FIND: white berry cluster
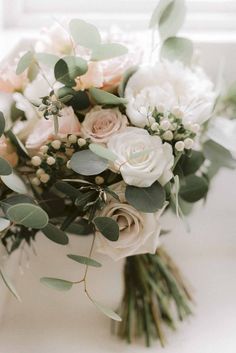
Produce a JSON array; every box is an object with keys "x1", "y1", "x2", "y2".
[
  {"x1": 31, "y1": 135, "x2": 87, "y2": 186},
  {"x1": 145, "y1": 105, "x2": 200, "y2": 152}
]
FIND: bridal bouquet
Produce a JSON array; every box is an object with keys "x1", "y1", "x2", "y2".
[{"x1": 0, "y1": 0, "x2": 235, "y2": 347}]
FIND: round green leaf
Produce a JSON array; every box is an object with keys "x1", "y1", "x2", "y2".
[
  {"x1": 149, "y1": 0, "x2": 173, "y2": 28},
  {"x1": 69, "y1": 19, "x2": 101, "y2": 49},
  {"x1": 16, "y1": 51, "x2": 34, "y2": 75},
  {"x1": 6, "y1": 203, "x2": 49, "y2": 229},
  {"x1": 161, "y1": 37, "x2": 193, "y2": 65},
  {"x1": 5, "y1": 129, "x2": 29, "y2": 157},
  {"x1": 94, "y1": 217, "x2": 119, "y2": 241},
  {"x1": 180, "y1": 151, "x2": 205, "y2": 176},
  {"x1": 118, "y1": 66, "x2": 138, "y2": 97},
  {"x1": 89, "y1": 88, "x2": 127, "y2": 106},
  {"x1": 1, "y1": 172, "x2": 28, "y2": 194},
  {"x1": 0, "y1": 194, "x2": 34, "y2": 214},
  {"x1": 91, "y1": 43, "x2": 128, "y2": 61},
  {"x1": 0, "y1": 111, "x2": 5, "y2": 137},
  {"x1": 40, "y1": 277, "x2": 73, "y2": 291},
  {"x1": 66, "y1": 219, "x2": 93, "y2": 236},
  {"x1": 89, "y1": 143, "x2": 117, "y2": 162},
  {"x1": 0, "y1": 157, "x2": 12, "y2": 176},
  {"x1": 159, "y1": 0, "x2": 186, "y2": 40},
  {"x1": 70, "y1": 150, "x2": 108, "y2": 176},
  {"x1": 54, "y1": 56, "x2": 88, "y2": 86},
  {"x1": 179, "y1": 175, "x2": 209, "y2": 203},
  {"x1": 67, "y1": 254, "x2": 101, "y2": 267},
  {"x1": 203, "y1": 140, "x2": 236, "y2": 169},
  {"x1": 35, "y1": 53, "x2": 60, "y2": 67},
  {"x1": 42, "y1": 223, "x2": 69, "y2": 245},
  {"x1": 92, "y1": 300, "x2": 122, "y2": 322},
  {"x1": 125, "y1": 181, "x2": 166, "y2": 213}
]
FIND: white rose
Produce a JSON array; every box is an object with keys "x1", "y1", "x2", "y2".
[
  {"x1": 95, "y1": 200, "x2": 165, "y2": 261},
  {"x1": 81, "y1": 106, "x2": 128, "y2": 143},
  {"x1": 107, "y1": 127, "x2": 174, "y2": 187},
  {"x1": 125, "y1": 61, "x2": 215, "y2": 128}
]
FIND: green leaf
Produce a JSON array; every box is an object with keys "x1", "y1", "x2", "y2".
[
  {"x1": 66, "y1": 219, "x2": 94, "y2": 236},
  {"x1": 118, "y1": 66, "x2": 138, "y2": 97},
  {"x1": 16, "y1": 51, "x2": 34, "y2": 75},
  {"x1": 0, "y1": 194, "x2": 34, "y2": 214},
  {"x1": 160, "y1": 37, "x2": 193, "y2": 65},
  {"x1": 54, "y1": 181, "x2": 81, "y2": 200},
  {"x1": 35, "y1": 53, "x2": 60, "y2": 67},
  {"x1": 179, "y1": 175, "x2": 209, "y2": 203},
  {"x1": 91, "y1": 43, "x2": 128, "y2": 61},
  {"x1": 180, "y1": 151, "x2": 205, "y2": 176},
  {"x1": 5, "y1": 129, "x2": 29, "y2": 157},
  {"x1": 40, "y1": 277, "x2": 73, "y2": 291},
  {"x1": 69, "y1": 19, "x2": 101, "y2": 50},
  {"x1": 6, "y1": 203, "x2": 49, "y2": 229},
  {"x1": 67, "y1": 254, "x2": 101, "y2": 267},
  {"x1": 125, "y1": 181, "x2": 166, "y2": 213},
  {"x1": 94, "y1": 217, "x2": 119, "y2": 241},
  {"x1": 0, "y1": 157, "x2": 12, "y2": 176},
  {"x1": 42, "y1": 223, "x2": 69, "y2": 245},
  {"x1": 70, "y1": 149, "x2": 108, "y2": 176},
  {"x1": 0, "y1": 218, "x2": 10, "y2": 232},
  {"x1": 92, "y1": 300, "x2": 122, "y2": 322},
  {"x1": 89, "y1": 143, "x2": 117, "y2": 162},
  {"x1": 89, "y1": 88, "x2": 127, "y2": 106},
  {"x1": 0, "y1": 268, "x2": 21, "y2": 301},
  {"x1": 54, "y1": 56, "x2": 88, "y2": 86},
  {"x1": 1, "y1": 172, "x2": 28, "y2": 194},
  {"x1": 149, "y1": 0, "x2": 186, "y2": 40},
  {"x1": 203, "y1": 140, "x2": 236, "y2": 169},
  {"x1": 0, "y1": 111, "x2": 5, "y2": 137}
]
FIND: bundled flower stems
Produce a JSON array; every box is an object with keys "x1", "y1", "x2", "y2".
[{"x1": 0, "y1": 0, "x2": 235, "y2": 347}]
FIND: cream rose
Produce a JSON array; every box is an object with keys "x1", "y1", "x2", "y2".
[
  {"x1": 26, "y1": 106, "x2": 81, "y2": 152},
  {"x1": 74, "y1": 62, "x2": 103, "y2": 91},
  {"x1": 0, "y1": 136, "x2": 18, "y2": 167},
  {"x1": 107, "y1": 127, "x2": 174, "y2": 187},
  {"x1": 125, "y1": 61, "x2": 215, "y2": 128},
  {"x1": 0, "y1": 65, "x2": 28, "y2": 94},
  {"x1": 81, "y1": 107, "x2": 128, "y2": 143},
  {"x1": 95, "y1": 199, "x2": 165, "y2": 261}
]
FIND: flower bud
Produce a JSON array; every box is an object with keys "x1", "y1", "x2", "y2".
[
  {"x1": 31, "y1": 156, "x2": 41, "y2": 167},
  {"x1": 175, "y1": 141, "x2": 185, "y2": 152}
]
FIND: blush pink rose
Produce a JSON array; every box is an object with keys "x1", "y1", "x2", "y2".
[
  {"x1": 81, "y1": 106, "x2": 128, "y2": 143},
  {"x1": 0, "y1": 65, "x2": 28, "y2": 93},
  {"x1": 74, "y1": 62, "x2": 104, "y2": 91},
  {"x1": 26, "y1": 106, "x2": 81, "y2": 152},
  {"x1": 0, "y1": 136, "x2": 18, "y2": 167}
]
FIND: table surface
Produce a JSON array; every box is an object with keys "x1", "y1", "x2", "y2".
[{"x1": 0, "y1": 31, "x2": 236, "y2": 353}]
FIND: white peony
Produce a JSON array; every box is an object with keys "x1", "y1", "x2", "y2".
[
  {"x1": 125, "y1": 60, "x2": 216, "y2": 128},
  {"x1": 95, "y1": 187, "x2": 166, "y2": 260},
  {"x1": 107, "y1": 127, "x2": 174, "y2": 187}
]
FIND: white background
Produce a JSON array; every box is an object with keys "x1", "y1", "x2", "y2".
[{"x1": 0, "y1": 1, "x2": 236, "y2": 352}]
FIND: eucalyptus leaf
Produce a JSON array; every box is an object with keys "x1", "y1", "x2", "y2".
[
  {"x1": 70, "y1": 150, "x2": 108, "y2": 176},
  {"x1": 40, "y1": 277, "x2": 73, "y2": 291},
  {"x1": 5, "y1": 129, "x2": 29, "y2": 157},
  {"x1": 0, "y1": 194, "x2": 34, "y2": 214},
  {"x1": 16, "y1": 51, "x2": 34, "y2": 75},
  {"x1": 89, "y1": 88, "x2": 127, "y2": 106},
  {"x1": 35, "y1": 53, "x2": 60, "y2": 67},
  {"x1": 180, "y1": 151, "x2": 205, "y2": 176},
  {"x1": 161, "y1": 37, "x2": 193, "y2": 65},
  {"x1": 67, "y1": 254, "x2": 101, "y2": 267},
  {"x1": 6, "y1": 203, "x2": 49, "y2": 229},
  {"x1": 91, "y1": 43, "x2": 128, "y2": 61},
  {"x1": 125, "y1": 181, "x2": 166, "y2": 213},
  {"x1": 0, "y1": 218, "x2": 10, "y2": 232},
  {"x1": 92, "y1": 300, "x2": 122, "y2": 321},
  {"x1": 0, "y1": 268, "x2": 21, "y2": 301},
  {"x1": 118, "y1": 66, "x2": 138, "y2": 97},
  {"x1": 0, "y1": 111, "x2": 5, "y2": 136},
  {"x1": 69, "y1": 19, "x2": 101, "y2": 49},
  {"x1": 203, "y1": 140, "x2": 236, "y2": 169},
  {"x1": 66, "y1": 219, "x2": 93, "y2": 236},
  {"x1": 0, "y1": 157, "x2": 12, "y2": 176},
  {"x1": 42, "y1": 223, "x2": 69, "y2": 245},
  {"x1": 89, "y1": 143, "x2": 117, "y2": 162},
  {"x1": 94, "y1": 217, "x2": 119, "y2": 241},
  {"x1": 179, "y1": 175, "x2": 209, "y2": 203},
  {"x1": 54, "y1": 181, "x2": 81, "y2": 200},
  {"x1": 54, "y1": 56, "x2": 88, "y2": 86},
  {"x1": 1, "y1": 172, "x2": 28, "y2": 194},
  {"x1": 159, "y1": 0, "x2": 186, "y2": 40},
  {"x1": 149, "y1": 0, "x2": 173, "y2": 28}
]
